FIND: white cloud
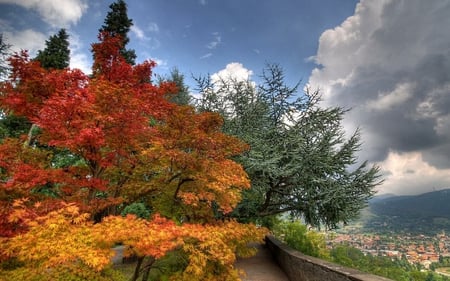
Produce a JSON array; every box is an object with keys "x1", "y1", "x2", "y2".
[
  {"x1": 151, "y1": 57, "x2": 167, "y2": 68},
  {"x1": 200, "y1": 53, "x2": 212, "y2": 59},
  {"x1": 147, "y1": 22, "x2": 159, "y2": 33},
  {"x1": 366, "y1": 82, "x2": 415, "y2": 112},
  {"x1": 309, "y1": 0, "x2": 388, "y2": 106},
  {"x1": 68, "y1": 32, "x2": 91, "y2": 74},
  {"x1": 140, "y1": 51, "x2": 167, "y2": 69},
  {"x1": 131, "y1": 25, "x2": 145, "y2": 40},
  {"x1": 70, "y1": 52, "x2": 90, "y2": 74},
  {"x1": 207, "y1": 63, "x2": 256, "y2": 116},
  {"x1": 211, "y1": 62, "x2": 253, "y2": 84},
  {"x1": 4, "y1": 29, "x2": 46, "y2": 56},
  {"x1": 131, "y1": 24, "x2": 160, "y2": 49},
  {"x1": 377, "y1": 151, "x2": 450, "y2": 195},
  {"x1": 206, "y1": 32, "x2": 221, "y2": 49},
  {"x1": 0, "y1": 0, "x2": 88, "y2": 27}
]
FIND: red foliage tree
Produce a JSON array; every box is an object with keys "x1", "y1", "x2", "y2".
[{"x1": 0, "y1": 32, "x2": 266, "y2": 281}]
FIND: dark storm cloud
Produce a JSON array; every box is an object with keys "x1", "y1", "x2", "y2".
[{"x1": 308, "y1": 0, "x2": 450, "y2": 194}]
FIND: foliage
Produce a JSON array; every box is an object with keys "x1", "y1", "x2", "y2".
[
  {"x1": 0, "y1": 28, "x2": 266, "y2": 281},
  {"x1": 121, "y1": 202, "x2": 151, "y2": 219},
  {"x1": 1, "y1": 29, "x2": 69, "y2": 144},
  {"x1": 273, "y1": 220, "x2": 330, "y2": 259},
  {"x1": 195, "y1": 63, "x2": 382, "y2": 229},
  {"x1": 0, "y1": 114, "x2": 31, "y2": 140},
  {"x1": 99, "y1": 0, "x2": 136, "y2": 65},
  {"x1": 35, "y1": 29, "x2": 70, "y2": 70}
]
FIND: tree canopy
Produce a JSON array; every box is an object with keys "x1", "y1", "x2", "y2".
[
  {"x1": 0, "y1": 31, "x2": 265, "y2": 281},
  {"x1": 195, "y1": 63, "x2": 382, "y2": 229}
]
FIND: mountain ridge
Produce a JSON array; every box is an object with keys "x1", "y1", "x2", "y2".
[{"x1": 357, "y1": 189, "x2": 450, "y2": 234}]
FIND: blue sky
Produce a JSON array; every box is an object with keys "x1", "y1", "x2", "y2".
[
  {"x1": 2, "y1": 0, "x2": 450, "y2": 196},
  {"x1": 0, "y1": 0, "x2": 357, "y2": 85}
]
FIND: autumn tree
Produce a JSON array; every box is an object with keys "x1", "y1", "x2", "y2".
[
  {"x1": 0, "y1": 35, "x2": 26, "y2": 141},
  {"x1": 195, "y1": 63, "x2": 382, "y2": 229},
  {"x1": 99, "y1": 0, "x2": 136, "y2": 65},
  {"x1": 1, "y1": 29, "x2": 70, "y2": 143},
  {"x1": 0, "y1": 32, "x2": 266, "y2": 281}
]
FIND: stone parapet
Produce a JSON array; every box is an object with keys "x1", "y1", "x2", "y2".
[{"x1": 265, "y1": 235, "x2": 393, "y2": 281}]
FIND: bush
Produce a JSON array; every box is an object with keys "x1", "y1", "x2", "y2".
[
  {"x1": 121, "y1": 202, "x2": 151, "y2": 219},
  {"x1": 273, "y1": 220, "x2": 330, "y2": 259}
]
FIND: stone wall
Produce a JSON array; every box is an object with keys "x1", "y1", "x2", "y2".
[{"x1": 265, "y1": 235, "x2": 393, "y2": 281}]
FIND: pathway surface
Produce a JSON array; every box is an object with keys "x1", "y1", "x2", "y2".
[{"x1": 235, "y1": 243, "x2": 289, "y2": 281}]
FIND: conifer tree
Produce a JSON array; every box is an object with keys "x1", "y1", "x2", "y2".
[
  {"x1": 99, "y1": 0, "x2": 136, "y2": 65},
  {"x1": 160, "y1": 68, "x2": 192, "y2": 105},
  {"x1": 195, "y1": 63, "x2": 382, "y2": 229},
  {"x1": 35, "y1": 29, "x2": 70, "y2": 70}
]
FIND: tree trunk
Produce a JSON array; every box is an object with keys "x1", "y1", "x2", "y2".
[
  {"x1": 24, "y1": 123, "x2": 37, "y2": 147},
  {"x1": 141, "y1": 257, "x2": 156, "y2": 281},
  {"x1": 131, "y1": 256, "x2": 144, "y2": 281}
]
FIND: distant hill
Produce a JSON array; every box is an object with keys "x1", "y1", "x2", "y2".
[
  {"x1": 358, "y1": 189, "x2": 450, "y2": 234},
  {"x1": 368, "y1": 193, "x2": 397, "y2": 203},
  {"x1": 370, "y1": 189, "x2": 450, "y2": 218}
]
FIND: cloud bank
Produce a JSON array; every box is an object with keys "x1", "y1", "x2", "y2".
[
  {"x1": 308, "y1": 0, "x2": 450, "y2": 195},
  {"x1": 0, "y1": 0, "x2": 88, "y2": 27}
]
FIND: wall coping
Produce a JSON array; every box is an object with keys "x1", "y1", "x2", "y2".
[{"x1": 265, "y1": 235, "x2": 393, "y2": 281}]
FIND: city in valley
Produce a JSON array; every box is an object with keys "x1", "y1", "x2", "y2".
[
  {"x1": 329, "y1": 231, "x2": 450, "y2": 269},
  {"x1": 327, "y1": 189, "x2": 450, "y2": 271}
]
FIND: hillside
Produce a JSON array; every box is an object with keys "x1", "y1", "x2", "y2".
[
  {"x1": 371, "y1": 189, "x2": 450, "y2": 218},
  {"x1": 359, "y1": 189, "x2": 450, "y2": 234}
]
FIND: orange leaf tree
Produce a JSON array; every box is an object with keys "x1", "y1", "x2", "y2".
[{"x1": 0, "y1": 32, "x2": 266, "y2": 281}]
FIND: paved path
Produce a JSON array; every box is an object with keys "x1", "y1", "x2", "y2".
[
  {"x1": 113, "y1": 243, "x2": 289, "y2": 280},
  {"x1": 235, "y1": 243, "x2": 289, "y2": 281}
]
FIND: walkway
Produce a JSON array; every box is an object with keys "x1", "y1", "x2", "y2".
[{"x1": 235, "y1": 243, "x2": 289, "y2": 281}]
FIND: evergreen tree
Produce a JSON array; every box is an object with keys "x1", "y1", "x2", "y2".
[
  {"x1": 35, "y1": 29, "x2": 70, "y2": 70},
  {"x1": 99, "y1": 0, "x2": 136, "y2": 65},
  {"x1": 160, "y1": 68, "x2": 192, "y2": 105},
  {"x1": 195, "y1": 63, "x2": 382, "y2": 229}
]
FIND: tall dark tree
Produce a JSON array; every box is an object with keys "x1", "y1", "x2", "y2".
[
  {"x1": 35, "y1": 29, "x2": 70, "y2": 70},
  {"x1": 195, "y1": 63, "x2": 382, "y2": 229},
  {"x1": 99, "y1": 0, "x2": 136, "y2": 65}
]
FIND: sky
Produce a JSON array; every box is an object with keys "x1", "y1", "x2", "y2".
[{"x1": 1, "y1": 0, "x2": 450, "y2": 196}]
